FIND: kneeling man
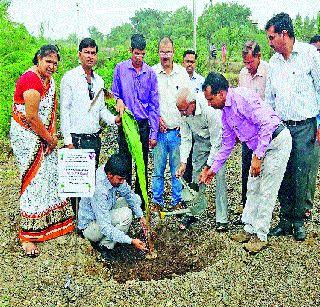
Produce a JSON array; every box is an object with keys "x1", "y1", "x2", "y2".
[
  {"x1": 200, "y1": 72, "x2": 292, "y2": 254},
  {"x1": 78, "y1": 153, "x2": 147, "y2": 260}
]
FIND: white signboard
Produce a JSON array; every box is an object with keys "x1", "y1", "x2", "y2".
[{"x1": 58, "y1": 149, "x2": 96, "y2": 197}]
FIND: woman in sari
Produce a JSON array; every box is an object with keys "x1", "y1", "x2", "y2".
[{"x1": 10, "y1": 45, "x2": 74, "y2": 257}]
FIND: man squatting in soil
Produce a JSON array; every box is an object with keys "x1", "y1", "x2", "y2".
[
  {"x1": 175, "y1": 87, "x2": 229, "y2": 232},
  {"x1": 199, "y1": 72, "x2": 292, "y2": 254},
  {"x1": 77, "y1": 153, "x2": 148, "y2": 261}
]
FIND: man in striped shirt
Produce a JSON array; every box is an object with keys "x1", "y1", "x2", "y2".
[{"x1": 265, "y1": 13, "x2": 320, "y2": 241}]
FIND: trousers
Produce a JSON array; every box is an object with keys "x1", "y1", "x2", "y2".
[
  {"x1": 83, "y1": 199, "x2": 133, "y2": 249},
  {"x1": 192, "y1": 136, "x2": 228, "y2": 223},
  {"x1": 242, "y1": 128, "x2": 292, "y2": 241}
]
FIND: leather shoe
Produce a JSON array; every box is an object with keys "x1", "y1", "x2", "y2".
[
  {"x1": 269, "y1": 223, "x2": 292, "y2": 237},
  {"x1": 293, "y1": 225, "x2": 306, "y2": 241}
]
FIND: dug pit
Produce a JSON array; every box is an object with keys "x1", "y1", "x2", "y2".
[{"x1": 100, "y1": 216, "x2": 225, "y2": 283}]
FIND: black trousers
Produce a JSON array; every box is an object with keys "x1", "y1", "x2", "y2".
[
  {"x1": 183, "y1": 137, "x2": 194, "y2": 184},
  {"x1": 241, "y1": 142, "x2": 253, "y2": 206},
  {"x1": 70, "y1": 133, "x2": 101, "y2": 216},
  {"x1": 118, "y1": 119, "x2": 149, "y2": 210},
  {"x1": 71, "y1": 133, "x2": 101, "y2": 169},
  {"x1": 279, "y1": 118, "x2": 318, "y2": 225}
]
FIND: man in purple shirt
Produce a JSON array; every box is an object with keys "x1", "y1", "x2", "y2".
[
  {"x1": 199, "y1": 72, "x2": 292, "y2": 254},
  {"x1": 112, "y1": 34, "x2": 160, "y2": 209}
]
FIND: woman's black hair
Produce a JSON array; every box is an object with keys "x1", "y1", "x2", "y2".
[{"x1": 32, "y1": 44, "x2": 60, "y2": 65}]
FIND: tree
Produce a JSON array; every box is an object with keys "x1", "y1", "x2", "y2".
[
  {"x1": 88, "y1": 26, "x2": 105, "y2": 45},
  {"x1": 130, "y1": 9, "x2": 166, "y2": 40}
]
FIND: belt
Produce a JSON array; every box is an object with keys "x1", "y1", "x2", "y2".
[
  {"x1": 71, "y1": 132, "x2": 100, "y2": 139},
  {"x1": 284, "y1": 117, "x2": 315, "y2": 127},
  {"x1": 272, "y1": 123, "x2": 285, "y2": 140},
  {"x1": 166, "y1": 127, "x2": 180, "y2": 131}
]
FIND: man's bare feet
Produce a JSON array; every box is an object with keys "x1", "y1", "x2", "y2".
[{"x1": 21, "y1": 241, "x2": 40, "y2": 258}]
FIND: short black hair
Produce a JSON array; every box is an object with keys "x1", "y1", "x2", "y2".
[
  {"x1": 79, "y1": 37, "x2": 98, "y2": 52},
  {"x1": 183, "y1": 49, "x2": 197, "y2": 59},
  {"x1": 104, "y1": 153, "x2": 130, "y2": 177},
  {"x1": 310, "y1": 35, "x2": 320, "y2": 44},
  {"x1": 202, "y1": 72, "x2": 229, "y2": 94},
  {"x1": 131, "y1": 34, "x2": 146, "y2": 50},
  {"x1": 265, "y1": 12, "x2": 295, "y2": 38},
  {"x1": 242, "y1": 41, "x2": 260, "y2": 58},
  {"x1": 32, "y1": 44, "x2": 60, "y2": 65}
]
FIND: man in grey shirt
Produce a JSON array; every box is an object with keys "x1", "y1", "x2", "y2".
[{"x1": 78, "y1": 154, "x2": 147, "y2": 260}]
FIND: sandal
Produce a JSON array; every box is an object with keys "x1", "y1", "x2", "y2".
[
  {"x1": 21, "y1": 241, "x2": 40, "y2": 258},
  {"x1": 179, "y1": 216, "x2": 198, "y2": 230}
]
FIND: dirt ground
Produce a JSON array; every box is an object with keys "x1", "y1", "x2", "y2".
[{"x1": 1, "y1": 131, "x2": 320, "y2": 306}]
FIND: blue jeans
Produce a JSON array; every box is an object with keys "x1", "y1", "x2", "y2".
[{"x1": 152, "y1": 130, "x2": 182, "y2": 207}]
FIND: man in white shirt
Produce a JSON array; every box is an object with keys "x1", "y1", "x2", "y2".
[
  {"x1": 176, "y1": 88, "x2": 228, "y2": 231},
  {"x1": 60, "y1": 38, "x2": 120, "y2": 169},
  {"x1": 265, "y1": 13, "x2": 320, "y2": 241},
  {"x1": 182, "y1": 50, "x2": 205, "y2": 184},
  {"x1": 238, "y1": 41, "x2": 269, "y2": 210},
  {"x1": 152, "y1": 37, "x2": 191, "y2": 210}
]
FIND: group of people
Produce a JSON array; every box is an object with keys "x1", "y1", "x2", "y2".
[{"x1": 10, "y1": 12, "x2": 319, "y2": 259}]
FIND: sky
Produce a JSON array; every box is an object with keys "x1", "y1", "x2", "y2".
[{"x1": 8, "y1": 0, "x2": 319, "y2": 39}]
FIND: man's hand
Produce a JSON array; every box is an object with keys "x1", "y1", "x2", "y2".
[
  {"x1": 176, "y1": 162, "x2": 186, "y2": 178},
  {"x1": 250, "y1": 155, "x2": 262, "y2": 177},
  {"x1": 65, "y1": 144, "x2": 75, "y2": 149},
  {"x1": 132, "y1": 238, "x2": 148, "y2": 251},
  {"x1": 317, "y1": 127, "x2": 320, "y2": 145},
  {"x1": 149, "y1": 139, "x2": 157, "y2": 149},
  {"x1": 159, "y1": 117, "x2": 167, "y2": 133},
  {"x1": 199, "y1": 166, "x2": 215, "y2": 184},
  {"x1": 115, "y1": 115, "x2": 121, "y2": 126},
  {"x1": 139, "y1": 217, "x2": 147, "y2": 230},
  {"x1": 115, "y1": 98, "x2": 126, "y2": 117}
]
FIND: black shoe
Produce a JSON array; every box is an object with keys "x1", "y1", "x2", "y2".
[
  {"x1": 100, "y1": 247, "x2": 116, "y2": 262},
  {"x1": 293, "y1": 224, "x2": 306, "y2": 241},
  {"x1": 233, "y1": 216, "x2": 244, "y2": 226},
  {"x1": 216, "y1": 222, "x2": 229, "y2": 232},
  {"x1": 269, "y1": 222, "x2": 293, "y2": 237}
]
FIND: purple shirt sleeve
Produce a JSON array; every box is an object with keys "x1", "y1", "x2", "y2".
[
  {"x1": 243, "y1": 95, "x2": 278, "y2": 158},
  {"x1": 148, "y1": 70, "x2": 160, "y2": 140},
  {"x1": 211, "y1": 111, "x2": 237, "y2": 173},
  {"x1": 111, "y1": 64, "x2": 121, "y2": 100}
]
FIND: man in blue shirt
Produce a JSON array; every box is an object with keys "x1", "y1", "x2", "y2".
[{"x1": 78, "y1": 154, "x2": 148, "y2": 260}]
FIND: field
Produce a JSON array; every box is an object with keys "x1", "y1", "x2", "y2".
[{"x1": 1, "y1": 128, "x2": 320, "y2": 306}]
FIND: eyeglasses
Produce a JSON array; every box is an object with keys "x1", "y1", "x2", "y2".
[
  {"x1": 159, "y1": 51, "x2": 173, "y2": 56},
  {"x1": 87, "y1": 82, "x2": 95, "y2": 100},
  {"x1": 178, "y1": 101, "x2": 195, "y2": 116}
]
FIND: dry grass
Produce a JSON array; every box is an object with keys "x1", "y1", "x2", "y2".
[{"x1": 1, "y1": 134, "x2": 320, "y2": 306}]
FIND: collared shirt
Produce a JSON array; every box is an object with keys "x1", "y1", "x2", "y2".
[
  {"x1": 238, "y1": 60, "x2": 269, "y2": 100},
  {"x1": 265, "y1": 41, "x2": 320, "y2": 121},
  {"x1": 111, "y1": 60, "x2": 160, "y2": 140},
  {"x1": 153, "y1": 63, "x2": 191, "y2": 129},
  {"x1": 60, "y1": 65, "x2": 116, "y2": 145},
  {"x1": 190, "y1": 71, "x2": 205, "y2": 94},
  {"x1": 211, "y1": 87, "x2": 281, "y2": 173},
  {"x1": 78, "y1": 165, "x2": 143, "y2": 244},
  {"x1": 180, "y1": 93, "x2": 222, "y2": 166}
]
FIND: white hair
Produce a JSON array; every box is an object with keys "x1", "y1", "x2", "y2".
[{"x1": 176, "y1": 88, "x2": 196, "y2": 107}]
